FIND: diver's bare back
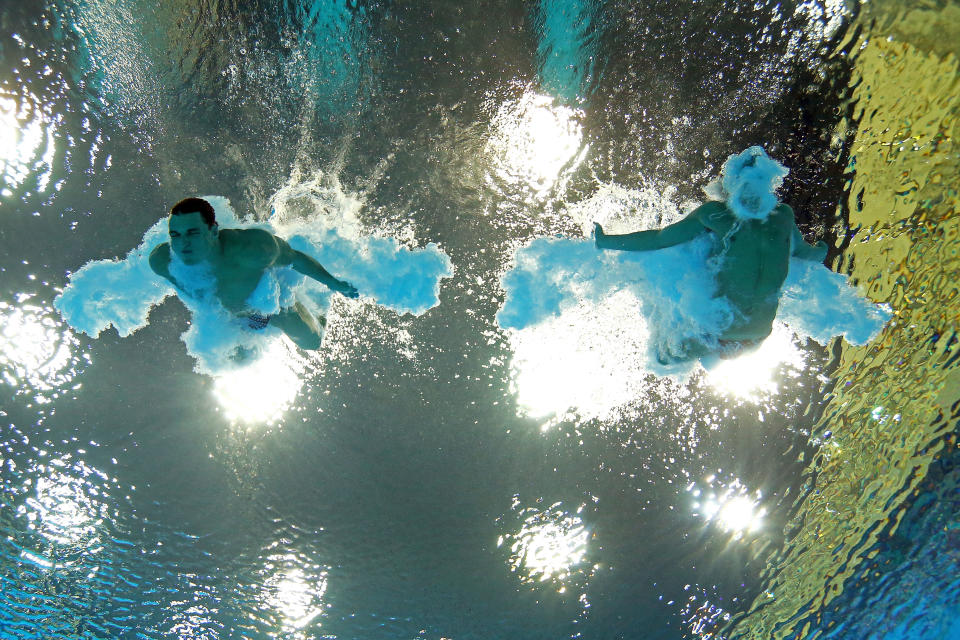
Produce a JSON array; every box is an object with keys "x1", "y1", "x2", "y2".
[
  {"x1": 152, "y1": 228, "x2": 277, "y2": 314},
  {"x1": 696, "y1": 201, "x2": 793, "y2": 326}
]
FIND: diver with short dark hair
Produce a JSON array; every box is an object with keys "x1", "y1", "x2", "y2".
[{"x1": 149, "y1": 196, "x2": 358, "y2": 350}]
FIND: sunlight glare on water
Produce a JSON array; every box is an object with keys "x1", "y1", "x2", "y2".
[
  {"x1": 0, "y1": 299, "x2": 84, "y2": 399},
  {"x1": 212, "y1": 340, "x2": 305, "y2": 425},
  {"x1": 25, "y1": 463, "x2": 107, "y2": 548},
  {"x1": 688, "y1": 477, "x2": 766, "y2": 540},
  {"x1": 500, "y1": 500, "x2": 591, "y2": 592},
  {"x1": 508, "y1": 291, "x2": 653, "y2": 422},
  {"x1": 704, "y1": 324, "x2": 806, "y2": 401},
  {"x1": 0, "y1": 94, "x2": 54, "y2": 196},
  {"x1": 261, "y1": 559, "x2": 328, "y2": 633},
  {"x1": 485, "y1": 89, "x2": 587, "y2": 196}
]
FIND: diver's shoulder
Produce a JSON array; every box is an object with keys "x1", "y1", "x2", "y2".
[
  {"x1": 221, "y1": 227, "x2": 275, "y2": 243},
  {"x1": 693, "y1": 200, "x2": 734, "y2": 231},
  {"x1": 694, "y1": 200, "x2": 731, "y2": 219},
  {"x1": 220, "y1": 227, "x2": 280, "y2": 263},
  {"x1": 770, "y1": 203, "x2": 796, "y2": 230}
]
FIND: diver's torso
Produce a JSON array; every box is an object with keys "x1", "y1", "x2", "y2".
[
  {"x1": 700, "y1": 203, "x2": 793, "y2": 330},
  {"x1": 209, "y1": 234, "x2": 274, "y2": 314},
  {"x1": 161, "y1": 230, "x2": 277, "y2": 315},
  {"x1": 209, "y1": 263, "x2": 269, "y2": 314}
]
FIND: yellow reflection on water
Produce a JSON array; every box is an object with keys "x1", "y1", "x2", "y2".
[
  {"x1": 705, "y1": 324, "x2": 805, "y2": 400},
  {"x1": 732, "y1": 5, "x2": 960, "y2": 636},
  {"x1": 485, "y1": 90, "x2": 587, "y2": 196},
  {"x1": 212, "y1": 341, "x2": 304, "y2": 425},
  {"x1": 500, "y1": 501, "x2": 590, "y2": 590}
]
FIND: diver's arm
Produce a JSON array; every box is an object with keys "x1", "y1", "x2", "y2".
[
  {"x1": 594, "y1": 213, "x2": 706, "y2": 252},
  {"x1": 274, "y1": 237, "x2": 359, "y2": 298},
  {"x1": 790, "y1": 223, "x2": 828, "y2": 262},
  {"x1": 148, "y1": 244, "x2": 175, "y2": 283}
]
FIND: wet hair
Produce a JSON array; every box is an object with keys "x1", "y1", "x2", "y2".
[{"x1": 170, "y1": 197, "x2": 216, "y2": 228}]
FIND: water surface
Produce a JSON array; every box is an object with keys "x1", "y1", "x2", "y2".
[{"x1": 1, "y1": 1, "x2": 958, "y2": 638}]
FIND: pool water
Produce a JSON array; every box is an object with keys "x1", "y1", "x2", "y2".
[{"x1": 1, "y1": 1, "x2": 958, "y2": 639}]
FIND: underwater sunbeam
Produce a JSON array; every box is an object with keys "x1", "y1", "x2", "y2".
[
  {"x1": 486, "y1": 90, "x2": 587, "y2": 195},
  {"x1": 212, "y1": 341, "x2": 304, "y2": 425}
]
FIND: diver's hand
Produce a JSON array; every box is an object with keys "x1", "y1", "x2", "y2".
[
  {"x1": 593, "y1": 222, "x2": 605, "y2": 247},
  {"x1": 336, "y1": 280, "x2": 359, "y2": 298}
]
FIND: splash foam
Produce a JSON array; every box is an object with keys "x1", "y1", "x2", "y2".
[
  {"x1": 497, "y1": 235, "x2": 735, "y2": 379},
  {"x1": 497, "y1": 169, "x2": 890, "y2": 397},
  {"x1": 703, "y1": 146, "x2": 789, "y2": 220}
]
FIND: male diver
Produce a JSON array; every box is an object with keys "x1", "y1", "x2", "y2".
[
  {"x1": 149, "y1": 197, "x2": 358, "y2": 350},
  {"x1": 594, "y1": 147, "x2": 828, "y2": 363}
]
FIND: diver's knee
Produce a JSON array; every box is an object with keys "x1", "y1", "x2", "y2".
[{"x1": 281, "y1": 325, "x2": 323, "y2": 350}]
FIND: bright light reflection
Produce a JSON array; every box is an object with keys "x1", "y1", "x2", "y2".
[
  {"x1": 796, "y1": 0, "x2": 847, "y2": 42},
  {"x1": 486, "y1": 90, "x2": 587, "y2": 195},
  {"x1": 0, "y1": 95, "x2": 52, "y2": 195},
  {"x1": 22, "y1": 463, "x2": 107, "y2": 548},
  {"x1": 264, "y1": 566, "x2": 327, "y2": 632},
  {"x1": 167, "y1": 604, "x2": 217, "y2": 639},
  {"x1": 714, "y1": 496, "x2": 763, "y2": 533},
  {"x1": 0, "y1": 300, "x2": 82, "y2": 396},
  {"x1": 508, "y1": 291, "x2": 653, "y2": 422},
  {"x1": 690, "y1": 479, "x2": 765, "y2": 539},
  {"x1": 705, "y1": 324, "x2": 805, "y2": 400},
  {"x1": 500, "y1": 502, "x2": 589, "y2": 587},
  {"x1": 212, "y1": 341, "x2": 304, "y2": 425}
]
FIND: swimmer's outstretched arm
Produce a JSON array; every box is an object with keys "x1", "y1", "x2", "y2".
[
  {"x1": 594, "y1": 212, "x2": 705, "y2": 252},
  {"x1": 275, "y1": 238, "x2": 359, "y2": 298}
]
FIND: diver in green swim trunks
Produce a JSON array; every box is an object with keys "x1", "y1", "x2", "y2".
[
  {"x1": 594, "y1": 147, "x2": 828, "y2": 362},
  {"x1": 149, "y1": 197, "x2": 358, "y2": 350}
]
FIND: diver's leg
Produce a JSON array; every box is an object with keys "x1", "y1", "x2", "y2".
[
  {"x1": 271, "y1": 302, "x2": 327, "y2": 350},
  {"x1": 654, "y1": 336, "x2": 712, "y2": 366}
]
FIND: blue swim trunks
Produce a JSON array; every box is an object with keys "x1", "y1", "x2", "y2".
[{"x1": 246, "y1": 313, "x2": 270, "y2": 330}]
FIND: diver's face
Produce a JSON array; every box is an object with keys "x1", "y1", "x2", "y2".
[{"x1": 169, "y1": 212, "x2": 217, "y2": 265}]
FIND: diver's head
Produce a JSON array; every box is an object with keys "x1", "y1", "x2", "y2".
[
  {"x1": 703, "y1": 147, "x2": 789, "y2": 220},
  {"x1": 721, "y1": 147, "x2": 788, "y2": 220},
  {"x1": 168, "y1": 197, "x2": 218, "y2": 265}
]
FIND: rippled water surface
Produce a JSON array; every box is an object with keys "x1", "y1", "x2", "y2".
[{"x1": 1, "y1": 1, "x2": 958, "y2": 638}]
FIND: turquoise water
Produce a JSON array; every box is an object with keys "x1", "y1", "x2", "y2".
[{"x1": 2, "y1": 1, "x2": 958, "y2": 639}]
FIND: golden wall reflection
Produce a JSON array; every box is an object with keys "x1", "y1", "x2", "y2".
[{"x1": 732, "y1": 3, "x2": 960, "y2": 637}]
